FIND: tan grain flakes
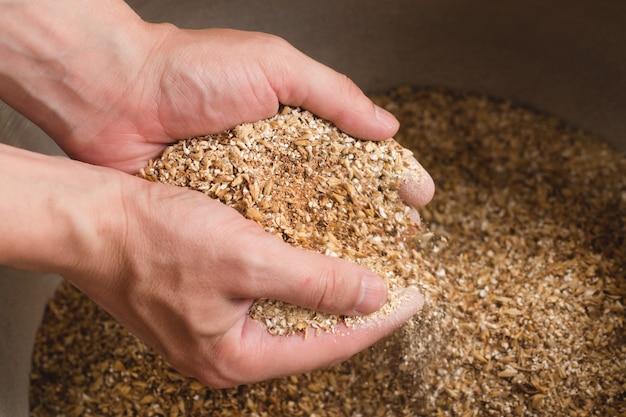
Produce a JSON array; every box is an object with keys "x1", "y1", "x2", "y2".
[{"x1": 138, "y1": 106, "x2": 429, "y2": 335}]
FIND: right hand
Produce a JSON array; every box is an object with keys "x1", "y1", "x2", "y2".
[{"x1": 0, "y1": 144, "x2": 427, "y2": 388}]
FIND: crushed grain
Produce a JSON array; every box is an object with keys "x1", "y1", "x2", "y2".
[
  {"x1": 138, "y1": 105, "x2": 430, "y2": 335},
  {"x1": 30, "y1": 87, "x2": 626, "y2": 416}
]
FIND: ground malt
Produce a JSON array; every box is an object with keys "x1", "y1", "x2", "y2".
[
  {"x1": 138, "y1": 105, "x2": 432, "y2": 335},
  {"x1": 30, "y1": 87, "x2": 626, "y2": 417}
]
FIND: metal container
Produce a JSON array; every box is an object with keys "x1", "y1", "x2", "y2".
[{"x1": 1, "y1": 1, "x2": 624, "y2": 416}]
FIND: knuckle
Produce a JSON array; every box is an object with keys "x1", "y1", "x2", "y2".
[
  {"x1": 243, "y1": 31, "x2": 293, "y2": 56},
  {"x1": 228, "y1": 226, "x2": 274, "y2": 277},
  {"x1": 178, "y1": 346, "x2": 244, "y2": 389},
  {"x1": 313, "y1": 262, "x2": 358, "y2": 313}
]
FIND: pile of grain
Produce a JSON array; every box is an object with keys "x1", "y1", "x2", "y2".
[
  {"x1": 138, "y1": 106, "x2": 431, "y2": 335},
  {"x1": 30, "y1": 87, "x2": 626, "y2": 416}
]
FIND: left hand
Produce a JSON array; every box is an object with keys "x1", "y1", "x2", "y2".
[{"x1": 1, "y1": 0, "x2": 402, "y2": 174}]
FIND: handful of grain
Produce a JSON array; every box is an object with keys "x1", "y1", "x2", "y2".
[{"x1": 139, "y1": 106, "x2": 430, "y2": 335}]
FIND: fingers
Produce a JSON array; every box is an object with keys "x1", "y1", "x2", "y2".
[
  {"x1": 263, "y1": 39, "x2": 399, "y2": 141},
  {"x1": 399, "y1": 154, "x2": 435, "y2": 209},
  {"x1": 152, "y1": 29, "x2": 399, "y2": 155},
  {"x1": 227, "y1": 228, "x2": 388, "y2": 316},
  {"x1": 198, "y1": 287, "x2": 424, "y2": 388},
  {"x1": 138, "y1": 181, "x2": 388, "y2": 318},
  {"x1": 261, "y1": 40, "x2": 433, "y2": 208}
]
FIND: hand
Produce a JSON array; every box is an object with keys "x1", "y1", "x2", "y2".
[
  {"x1": 0, "y1": 145, "x2": 425, "y2": 387},
  {"x1": 1, "y1": 0, "x2": 432, "y2": 201},
  {"x1": 92, "y1": 173, "x2": 424, "y2": 388},
  {"x1": 1, "y1": 0, "x2": 401, "y2": 173}
]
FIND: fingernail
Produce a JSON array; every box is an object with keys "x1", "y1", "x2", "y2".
[
  {"x1": 374, "y1": 105, "x2": 400, "y2": 132},
  {"x1": 355, "y1": 272, "x2": 388, "y2": 314},
  {"x1": 398, "y1": 159, "x2": 435, "y2": 208}
]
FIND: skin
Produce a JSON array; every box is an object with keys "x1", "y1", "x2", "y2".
[{"x1": 0, "y1": 0, "x2": 434, "y2": 388}]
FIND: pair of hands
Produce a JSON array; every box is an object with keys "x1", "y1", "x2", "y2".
[{"x1": 0, "y1": 0, "x2": 433, "y2": 387}]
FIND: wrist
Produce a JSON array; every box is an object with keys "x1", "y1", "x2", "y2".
[
  {"x1": 0, "y1": 145, "x2": 126, "y2": 281},
  {"x1": 0, "y1": 0, "x2": 152, "y2": 147}
]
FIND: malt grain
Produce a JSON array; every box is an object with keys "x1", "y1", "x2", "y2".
[
  {"x1": 139, "y1": 106, "x2": 431, "y2": 335},
  {"x1": 30, "y1": 87, "x2": 626, "y2": 417}
]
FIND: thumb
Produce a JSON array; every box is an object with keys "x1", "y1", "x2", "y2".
[
  {"x1": 267, "y1": 46, "x2": 399, "y2": 141},
  {"x1": 232, "y1": 229, "x2": 388, "y2": 316}
]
